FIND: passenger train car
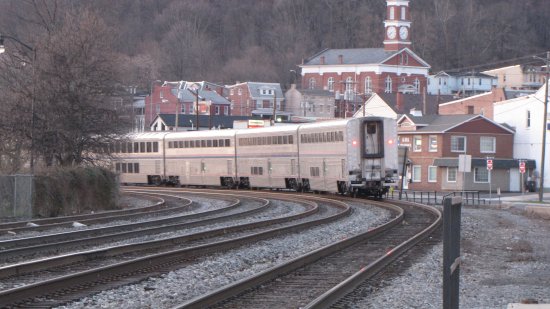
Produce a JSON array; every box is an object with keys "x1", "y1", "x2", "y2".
[{"x1": 112, "y1": 117, "x2": 399, "y2": 197}]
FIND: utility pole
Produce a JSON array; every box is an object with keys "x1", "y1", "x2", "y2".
[
  {"x1": 540, "y1": 51, "x2": 549, "y2": 202},
  {"x1": 272, "y1": 89, "x2": 277, "y2": 125}
]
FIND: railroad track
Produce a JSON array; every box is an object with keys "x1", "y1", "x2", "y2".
[
  {"x1": 174, "y1": 198, "x2": 440, "y2": 309},
  {"x1": 0, "y1": 192, "x2": 241, "y2": 258},
  {"x1": 0, "y1": 193, "x2": 167, "y2": 233},
  {"x1": 0, "y1": 190, "x2": 351, "y2": 308}
]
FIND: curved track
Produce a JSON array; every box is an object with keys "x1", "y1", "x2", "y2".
[
  {"x1": 0, "y1": 189, "x2": 352, "y2": 308},
  {"x1": 175, "y1": 197, "x2": 440, "y2": 309}
]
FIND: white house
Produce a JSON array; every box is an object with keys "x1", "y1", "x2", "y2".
[
  {"x1": 428, "y1": 71, "x2": 497, "y2": 96},
  {"x1": 494, "y1": 84, "x2": 550, "y2": 190}
]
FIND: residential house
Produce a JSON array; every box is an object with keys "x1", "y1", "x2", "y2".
[
  {"x1": 397, "y1": 114, "x2": 531, "y2": 192},
  {"x1": 352, "y1": 92, "x2": 455, "y2": 119},
  {"x1": 150, "y1": 114, "x2": 252, "y2": 131},
  {"x1": 285, "y1": 84, "x2": 336, "y2": 119},
  {"x1": 144, "y1": 81, "x2": 231, "y2": 130},
  {"x1": 439, "y1": 87, "x2": 507, "y2": 120},
  {"x1": 483, "y1": 64, "x2": 546, "y2": 91},
  {"x1": 427, "y1": 71, "x2": 497, "y2": 96},
  {"x1": 494, "y1": 84, "x2": 550, "y2": 190},
  {"x1": 299, "y1": 0, "x2": 431, "y2": 105},
  {"x1": 226, "y1": 82, "x2": 284, "y2": 117}
]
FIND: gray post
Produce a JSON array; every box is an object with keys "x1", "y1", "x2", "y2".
[{"x1": 443, "y1": 196, "x2": 462, "y2": 309}]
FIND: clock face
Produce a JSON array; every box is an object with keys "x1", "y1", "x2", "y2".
[
  {"x1": 387, "y1": 26, "x2": 396, "y2": 40},
  {"x1": 399, "y1": 26, "x2": 409, "y2": 40}
]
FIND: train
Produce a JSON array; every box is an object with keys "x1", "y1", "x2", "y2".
[{"x1": 111, "y1": 116, "x2": 399, "y2": 197}]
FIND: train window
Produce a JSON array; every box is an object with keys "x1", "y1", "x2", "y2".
[
  {"x1": 194, "y1": 140, "x2": 200, "y2": 148},
  {"x1": 207, "y1": 140, "x2": 212, "y2": 147},
  {"x1": 225, "y1": 139, "x2": 230, "y2": 147},
  {"x1": 177, "y1": 141, "x2": 182, "y2": 148},
  {"x1": 115, "y1": 163, "x2": 121, "y2": 172},
  {"x1": 184, "y1": 141, "x2": 189, "y2": 148},
  {"x1": 128, "y1": 142, "x2": 133, "y2": 153},
  {"x1": 121, "y1": 163, "x2": 127, "y2": 173},
  {"x1": 140, "y1": 142, "x2": 146, "y2": 153},
  {"x1": 300, "y1": 134, "x2": 305, "y2": 143},
  {"x1": 128, "y1": 163, "x2": 134, "y2": 173},
  {"x1": 200, "y1": 140, "x2": 206, "y2": 148},
  {"x1": 134, "y1": 142, "x2": 139, "y2": 153},
  {"x1": 338, "y1": 131, "x2": 344, "y2": 141},
  {"x1": 278, "y1": 136, "x2": 283, "y2": 144},
  {"x1": 322, "y1": 133, "x2": 327, "y2": 143},
  {"x1": 289, "y1": 135, "x2": 293, "y2": 144},
  {"x1": 168, "y1": 141, "x2": 173, "y2": 149},
  {"x1": 134, "y1": 163, "x2": 139, "y2": 173},
  {"x1": 283, "y1": 136, "x2": 288, "y2": 144},
  {"x1": 121, "y1": 142, "x2": 127, "y2": 153},
  {"x1": 314, "y1": 133, "x2": 319, "y2": 143},
  {"x1": 189, "y1": 140, "x2": 195, "y2": 148},
  {"x1": 213, "y1": 139, "x2": 218, "y2": 147},
  {"x1": 147, "y1": 142, "x2": 152, "y2": 152},
  {"x1": 330, "y1": 132, "x2": 335, "y2": 142},
  {"x1": 310, "y1": 166, "x2": 320, "y2": 177},
  {"x1": 154, "y1": 142, "x2": 159, "y2": 152}
]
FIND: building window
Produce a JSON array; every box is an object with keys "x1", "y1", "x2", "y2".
[
  {"x1": 385, "y1": 76, "x2": 392, "y2": 93},
  {"x1": 328, "y1": 77, "x2": 334, "y2": 91},
  {"x1": 467, "y1": 106, "x2": 474, "y2": 114},
  {"x1": 215, "y1": 106, "x2": 220, "y2": 115},
  {"x1": 238, "y1": 88, "x2": 242, "y2": 95},
  {"x1": 480, "y1": 136, "x2": 496, "y2": 153},
  {"x1": 309, "y1": 78, "x2": 316, "y2": 89},
  {"x1": 414, "y1": 78, "x2": 420, "y2": 94},
  {"x1": 474, "y1": 167, "x2": 489, "y2": 183},
  {"x1": 390, "y1": 7, "x2": 395, "y2": 19},
  {"x1": 527, "y1": 110, "x2": 531, "y2": 128},
  {"x1": 412, "y1": 165, "x2": 421, "y2": 182},
  {"x1": 364, "y1": 76, "x2": 372, "y2": 94},
  {"x1": 503, "y1": 74, "x2": 507, "y2": 82},
  {"x1": 401, "y1": 6, "x2": 406, "y2": 20},
  {"x1": 428, "y1": 135, "x2": 437, "y2": 152},
  {"x1": 413, "y1": 136, "x2": 422, "y2": 152},
  {"x1": 224, "y1": 106, "x2": 229, "y2": 115},
  {"x1": 181, "y1": 104, "x2": 186, "y2": 114},
  {"x1": 450, "y1": 136, "x2": 466, "y2": 152},
  {"x1": 447, "y1": 167, "x2": 457, "y2": 182},
  {"x1": 428, "y1": 166, "x2": 437, "y2": 182}
]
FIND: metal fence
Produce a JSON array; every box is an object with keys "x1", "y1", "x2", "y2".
[
  {"x1": 0, "y1": 175, "x2": 33, "y2": 219},
  {"x1": 387, "y1": 190, "x2": 489, "y2": 206}
]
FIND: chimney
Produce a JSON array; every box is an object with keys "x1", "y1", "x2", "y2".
[
  {"x1": 396, "y1": 92, "x2": 403, "y2": 112},
  {"x1": 338, "y1": 55, "x2": 343, "y2": 64},
  {"x1": 320, "y1": 56, "x2": 325, "y2": 65}
]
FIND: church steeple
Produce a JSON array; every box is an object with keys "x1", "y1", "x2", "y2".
[{"x1": 383, "y1": 0, "x2": 411, "y2": 51}]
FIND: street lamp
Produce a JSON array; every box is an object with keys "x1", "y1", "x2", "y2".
[
  {"x1": 0, "y1": 34, "x2": 36, "y2": 174},
  {"x1": 533, "y1": 52, "x2": 550, "y2": 202},
  {"x1": 188, "y1": 83, "x2": 201, "y2": 131}
]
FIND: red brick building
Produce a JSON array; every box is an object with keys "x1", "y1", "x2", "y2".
[
  {"x1": 299, "y1": 0, "x2": 430, "y2": 106},
  {"x1": 438, "y1": 87, "x2": 507, "y2": 120},
  {"x1": 397, "y1": 114, "x2": 524, "y2": 192},
  {"x1": 144, "y1": 81, "x2": 231, "y2": 129}
]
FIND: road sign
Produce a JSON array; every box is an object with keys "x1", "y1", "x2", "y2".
[
  {"x1": 487, "y1": 159, "x2": 493, "y2": 171},
  {"x1": 519, "y1": 161, "x2": 526, "y2": 174}
]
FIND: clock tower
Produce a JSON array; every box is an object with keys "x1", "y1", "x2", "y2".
[{"x1": 383, "y1": 0, "x2": 411, "y2": 51}]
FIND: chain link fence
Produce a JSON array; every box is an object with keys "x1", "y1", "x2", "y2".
[{"x1": 0, "y1": 175, "x2": 33, "y2": 219}]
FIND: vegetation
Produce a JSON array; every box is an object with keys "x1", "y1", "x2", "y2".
[{"x1": 33, "y1": 166, "x2": 120, "y2": 217}]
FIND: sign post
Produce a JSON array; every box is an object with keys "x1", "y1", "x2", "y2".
[
  {"x1": 458, "y1": 154, "x2": 471, "y2": 200},
  {"x1": 487, "y1": 157, "x2": 493, "y2": 204}
]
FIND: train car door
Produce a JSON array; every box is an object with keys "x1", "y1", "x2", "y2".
[
  {"x1": 185, "y1": 161, "x2": 190, "y2": 185},
  {"x1": 201, "y1": 159, "x2": 206, "y2": 185},
  {"x1": 323, "y1": 159, "x2": 328, "y2": 191},
  {"x1": 268, "y1": 159, "x2": 272, "y2": 188}
]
